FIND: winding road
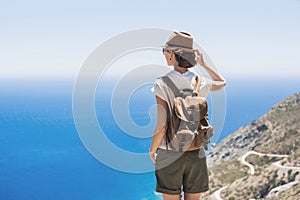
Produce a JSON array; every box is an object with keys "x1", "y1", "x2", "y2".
[
  {"x1": 240, "y1": 150, "x2": 289, "y2": 175},
  {"x1": 266, "y1": 180, "x2": 299, "y2": 199},
  {"x1": 273, "y1": 161, "x2": 300, "y2": 170},
  {"x1": 213, "y1": 186, "x2": 228, "y2": 200},
  {"x1": 212, "y1": 150, "x2": 300, "y2": 200}
]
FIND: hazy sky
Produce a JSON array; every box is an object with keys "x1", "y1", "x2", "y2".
[{"x1": 1, "y1": 0, "x2": 300, "y2": 79}]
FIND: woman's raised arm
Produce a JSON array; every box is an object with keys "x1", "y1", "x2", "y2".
[{"x1": 196, "y1": 49, "x2": 227, "y2": 91}]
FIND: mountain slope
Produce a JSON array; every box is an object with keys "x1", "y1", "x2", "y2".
[{"x1": 204, "y1": 92, "x2": 300, "y2": 200}]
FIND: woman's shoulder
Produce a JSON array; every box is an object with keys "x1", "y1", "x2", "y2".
[
  {"x1": 154, "y1": 76, "x2": 168, "y2": 89},
  {"x1": 154, "y1": 71, "x2": 173, "y2": 84}
]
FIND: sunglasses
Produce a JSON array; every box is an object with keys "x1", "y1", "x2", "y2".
[{"x1": 162, "y1": 48, "x2": 171, "y2": 55}]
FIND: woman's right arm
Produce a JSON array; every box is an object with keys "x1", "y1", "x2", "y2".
[
  {"x1": 149, "y1": 95, "x2": 168, "y2": 164},
  {"x1": 195, "y1": 49, "x2": 227, "y2": 91}
]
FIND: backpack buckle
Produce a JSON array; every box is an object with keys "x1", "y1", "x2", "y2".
[{"x1": 179, "y1": 141, "x2": 185, "y2": 152}]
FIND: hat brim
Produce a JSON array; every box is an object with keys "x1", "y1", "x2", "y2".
[{"x1": 160, "y1": 44, "x2": 197, "y2": 53}]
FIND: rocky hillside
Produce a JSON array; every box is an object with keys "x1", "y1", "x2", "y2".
[{"x1": 203, "y1": 92, "x2": 300, "y2": 200}]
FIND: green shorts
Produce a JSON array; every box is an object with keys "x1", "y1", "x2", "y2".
[{"x1": 155, "y1": 148, "x2": 209, "y2": 195}]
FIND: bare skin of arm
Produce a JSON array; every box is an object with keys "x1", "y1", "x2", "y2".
[
  {"x1": 196, "y1": 49, "x2": 227, "y2": 91},
  {"x1": 149, "y1": 96, "x2": 168, "y2": 164}
]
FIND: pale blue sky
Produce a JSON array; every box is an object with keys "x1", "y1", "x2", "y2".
[{"x1": 1, "y1": 0, "x2": 300, "y2": 79}]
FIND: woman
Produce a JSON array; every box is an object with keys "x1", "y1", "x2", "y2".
[{"x1": 149, "y1": 31, "x2": 226, "y2": 200}]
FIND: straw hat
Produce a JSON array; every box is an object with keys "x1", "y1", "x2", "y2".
[{"x1": 161, "y1": 31, "x2": 197, "y2": 53}]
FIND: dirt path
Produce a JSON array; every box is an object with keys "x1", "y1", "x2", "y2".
[
  {"x1": 273, "y1": 161, "x2": 300, "y2": 170},
  {"x1": 212, "y1": 150, "x2": 295, "y2": 199},
  {"x1": 266, "y1": 180, "x2": 299, "y2": 198},
  {"x1": 212, "y1": 186, "x2": 228, "y2": 200},
  {"x1": 240, "y1": 150, "x2": 289, "y2": 175}
]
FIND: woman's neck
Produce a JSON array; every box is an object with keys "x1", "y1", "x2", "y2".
[{"x1": 174, "y1": 65, "x2": 188, "y2": 74}]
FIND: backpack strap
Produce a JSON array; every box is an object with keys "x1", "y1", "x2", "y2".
[
  {"x1": 192, "y1": 76, "x2": 201, "y2": 96},
  {"x1": 160, "y1": 76, "x2": 181, "y2": 97},
  {"x1": 160, "y1": 75, "x2": 201, "y2": 97},
  {"x1": 159, "y1": 76, "x2": 179, "y2": 151}
]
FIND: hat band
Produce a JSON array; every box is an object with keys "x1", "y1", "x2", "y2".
[{"x1": 166, "y1": 43, "x2": 193, "y2": 50}]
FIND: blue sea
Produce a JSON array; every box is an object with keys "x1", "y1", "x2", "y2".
[{"x1": 0, "y1": 76, "x2": 299, "y2": 200}]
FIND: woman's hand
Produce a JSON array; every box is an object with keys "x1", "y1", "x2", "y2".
[
  {"x1": 149, "y1": 151, "x2": 157, "y2": 164},
  {"x1": 195, "y1": 49, "x2": 207, "y2": 67}
]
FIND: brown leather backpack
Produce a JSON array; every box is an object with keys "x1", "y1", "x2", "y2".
[{"x1": 160, "y1": 76, "x2": 214, "y2": 152}]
